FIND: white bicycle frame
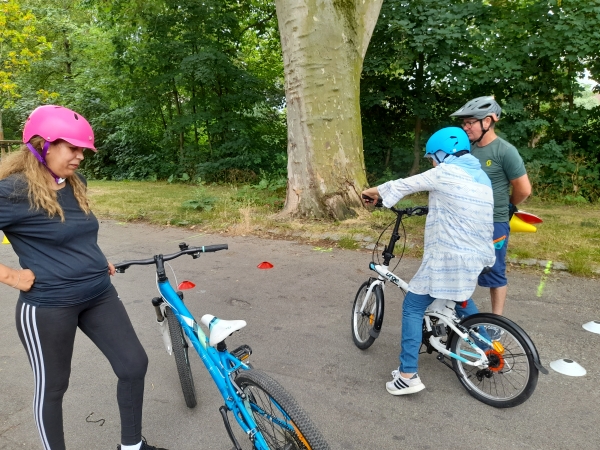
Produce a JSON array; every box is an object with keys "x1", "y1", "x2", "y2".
[{"x1": 366, "y1": 262, "x2": 494, "y2": 369}]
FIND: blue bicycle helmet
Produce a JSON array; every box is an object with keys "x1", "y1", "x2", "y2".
[{"x1": 425, "y1": 127, "x2": 470, "y2": 163}]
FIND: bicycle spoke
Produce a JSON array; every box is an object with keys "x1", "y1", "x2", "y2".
[{"x1": 453, "y1": 319, "x2": 535, "y2": 404}]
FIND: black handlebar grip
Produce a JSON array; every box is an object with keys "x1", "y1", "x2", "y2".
[
  {"x1": 362, "y1": 194, "x2": 374, "y2": 203},
  {"x1": 201, "y1": 244, "x2": 228, "y2": 252},
  {"x1": 113, "y1": 263, "x2": 130, "y2": 273},
  {"x1": 362, "y1": 194, "x2": 383, "y2": 207}
]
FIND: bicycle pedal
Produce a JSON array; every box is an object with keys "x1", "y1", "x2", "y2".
[{"x1": 231, "y1": 344, "x2": 252, "y2": 362}]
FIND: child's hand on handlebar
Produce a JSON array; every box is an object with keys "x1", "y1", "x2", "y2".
[{"x1": 361, "y1": 188, "x2": 380, "y2": 205}]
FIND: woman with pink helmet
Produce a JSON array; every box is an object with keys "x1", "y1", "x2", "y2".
[{"x1": 0, "y1": 105, "x2": 166, "y2": 450}]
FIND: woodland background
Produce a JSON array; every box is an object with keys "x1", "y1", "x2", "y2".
[{"x1": 2, "y1": 0, "x2": 599, "y2": 203}]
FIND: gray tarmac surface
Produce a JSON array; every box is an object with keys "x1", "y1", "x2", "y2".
[{"x1": 1, "y1": 220, "x2": 599, "y2": 450}]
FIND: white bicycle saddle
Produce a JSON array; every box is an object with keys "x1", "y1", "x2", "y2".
[{"x1": 200, "y1": 314, "x2": 247, "y2": 347}]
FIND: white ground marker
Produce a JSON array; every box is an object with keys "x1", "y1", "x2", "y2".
[
  {"x1": 549, "y1": 359, "x2": 586, "y2": 377},
  {"x1": 582, "y1": 320, "x2": 600, "y2": 334}
]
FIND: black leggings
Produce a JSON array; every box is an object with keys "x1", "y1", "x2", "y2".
[{"x1": 15, "y1": 285, "x2": 148, "y2": 449}]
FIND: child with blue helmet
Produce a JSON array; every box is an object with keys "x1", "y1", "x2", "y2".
[{"x1": 362, "y1": 127, "x2": 495, "y2": 396}]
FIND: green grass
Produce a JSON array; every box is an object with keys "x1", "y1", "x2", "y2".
[
  {"x1": 338, "y1": 236, "x2": 360, "y2": 250},
  {"x1": 507, "y1": 200, "x2": 600, "y2": 276},
  {"x1": 88, "y1": 181, "x2": 600, "y2": 277}
]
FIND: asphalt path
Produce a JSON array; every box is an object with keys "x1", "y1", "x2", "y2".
[{"x1": 1, "y1": 221, "x2": 598, "y2": 450}]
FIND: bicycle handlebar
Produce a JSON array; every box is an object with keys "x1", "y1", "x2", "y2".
[
  {"x1": 393, "y1": 205, "x2": 428, "y2": 217},
  {"x1": 114, "y1": 243, "x2": 228, "y2": 273}
]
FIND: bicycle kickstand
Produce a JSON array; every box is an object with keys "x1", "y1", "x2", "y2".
[
  {"x1": 436, "y1": 354, "x2": 455, "y2": 372},
  {"x1": 219, "y1": 405, "x2": 243, "y2": 450}
]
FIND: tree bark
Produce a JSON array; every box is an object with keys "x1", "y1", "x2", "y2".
[{"x1": 276, "y1": 0, "x2": 382, "y2": 219}]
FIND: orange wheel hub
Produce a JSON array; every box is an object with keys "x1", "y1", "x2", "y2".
[{"x1": 485, "y1": 349, "x2": 505, "y2": 372}]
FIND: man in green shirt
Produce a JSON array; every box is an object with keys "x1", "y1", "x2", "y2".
[{"x1": 450, "y1": 96, "x2": 531, "y2": 317}]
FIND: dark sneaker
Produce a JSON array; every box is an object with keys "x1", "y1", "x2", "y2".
[{"x1": 385, "y1": 370, "x2": 425, "y2": 396}]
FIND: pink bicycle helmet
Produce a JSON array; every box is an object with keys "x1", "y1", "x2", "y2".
[{"x1": 23, "y1": 105, "x2": 96, "y2": 151}]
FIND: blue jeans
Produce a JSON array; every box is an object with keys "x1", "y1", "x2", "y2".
[{"x1": 399, "y1": 292, "x2": 479, "y2": 373}]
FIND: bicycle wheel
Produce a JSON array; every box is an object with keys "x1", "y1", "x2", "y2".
[
  {"x1": 165, "y1": 306, "x2": 197, "y2": 408},
  {"x1": 235, "y1": 369, "x2": 329, "y2": 450},
  {"x1": 449, "y1": 314, "x2": 538, "y2": 408},
  {"x1": 351, "y1": 281, "x2": 382, "y2": 350}
]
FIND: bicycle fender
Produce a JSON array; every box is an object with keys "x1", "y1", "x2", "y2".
[
  {"x1": 454, "y1": 313, "x2": 549, "y2": 375},
  {"x1": 369, "y1": 284, "x2": 385, "y2": 338}
]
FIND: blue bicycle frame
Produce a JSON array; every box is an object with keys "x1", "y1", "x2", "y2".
[
  {"x1": 114, "y1": 243, "x2": 309, "y2": 449},
  {"x1": 158, "y1": 280, "x2": 272, "y2": 447}
]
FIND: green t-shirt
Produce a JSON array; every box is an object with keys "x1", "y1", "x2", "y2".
[{"x1": 471, "y1": 137, "x2": 526, "y2": 223}]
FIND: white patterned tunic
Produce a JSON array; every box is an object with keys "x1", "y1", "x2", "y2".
[{"x1": 377, "y1": 160, "x2": 495, "y2": 301}]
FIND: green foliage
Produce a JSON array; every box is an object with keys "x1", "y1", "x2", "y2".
[
  {"x1": 361, "y1": 0, "x2": 600, "y2": 202},
  {"x1": 0, "y1": 0, "x2": 50, "y2": 109},
  {"x1": 338, "y1": 236, "x2": 360, "y2": 250},
  {"x1": 361, "y1": 0, "x2": 485, "y2": 179},
  {"x1": 96, "y1": 0, "x2": 286, "y2": 181},
  {"x1": 253, "y1": 172, "x2": 287, "y2": 192},
  {"x1": 3, "y1": 0, "x2": 600, "y2": 205},
  {"x1": 5, "y1": 0, "x2": 286, "y2": 183},
  {"x1": 181, "y1": 182, "x2": 218, "y2": 211},
  {"x1": 232, "y1": 172, "x2": 286, "y2": 208}
]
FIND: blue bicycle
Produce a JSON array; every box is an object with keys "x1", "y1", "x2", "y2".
[{"x1": 115, "y1": 242, "x2": 329, "y2": 450}]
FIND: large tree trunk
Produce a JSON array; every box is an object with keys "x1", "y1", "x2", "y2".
[{"x1": 276, "y1": 0, "x2": 382, "y2": 219}]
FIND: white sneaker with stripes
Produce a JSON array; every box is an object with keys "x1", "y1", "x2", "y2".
[{"x1": 386, "y1": 370, "x2": 426, "y2": 396}]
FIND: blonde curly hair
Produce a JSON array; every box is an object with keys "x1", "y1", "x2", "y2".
[{"x1": 0, "y1": 136, "x2": 90, "y2": 221}]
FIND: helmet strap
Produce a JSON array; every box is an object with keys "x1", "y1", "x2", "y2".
[
  {"x1": 26, "y1": 142, "x2": 66, "y2": 184},
  {"x1": 433, "y1": 151, "x2": 446, "y2": 164},
  {"x1": 41, "y1": 141, "x2": 50, "y2": 159},
  {"x1": 470, "y1": 118, "x2": 495, "y2": 145}
]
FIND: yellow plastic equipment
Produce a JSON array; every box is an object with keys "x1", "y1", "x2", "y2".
[
  {"x1": 509, "y1": 214, "x2": 537, "y2": 233},
  {"x1": 2, "y1": 235, "x2": 10, "y2": 244}
]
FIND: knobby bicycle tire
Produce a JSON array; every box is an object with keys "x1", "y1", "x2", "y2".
[
  {"x1": 165, "y1": 306, "x2": 197, "y2": 408},
  {"x1": 450, "y1": 313, "x2": 538, "y2": 408},
  {"x1": 351, "y1": 281, "x2": 382, "y2": 350},
  {"x1": 234, "y1": 369, "x2": 329, "y2": 450}
]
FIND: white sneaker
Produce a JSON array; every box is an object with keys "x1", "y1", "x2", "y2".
[
  {"x1": 486, "y1": 326, "x2": 505, "y2": 341},
  {"x1": 386, "y1": 370, "x2": 426, "y2": 396}
]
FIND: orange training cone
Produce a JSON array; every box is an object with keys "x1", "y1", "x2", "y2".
[
  {"x1": 514, "y1": 210, "x2": 543, "y2": 224},
  {"x1": 257, "y1": 261, "x2": 274, "y2": 269},
  {"x1": 177, "y1": 280, "x2": 196, "y2": 290}
]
